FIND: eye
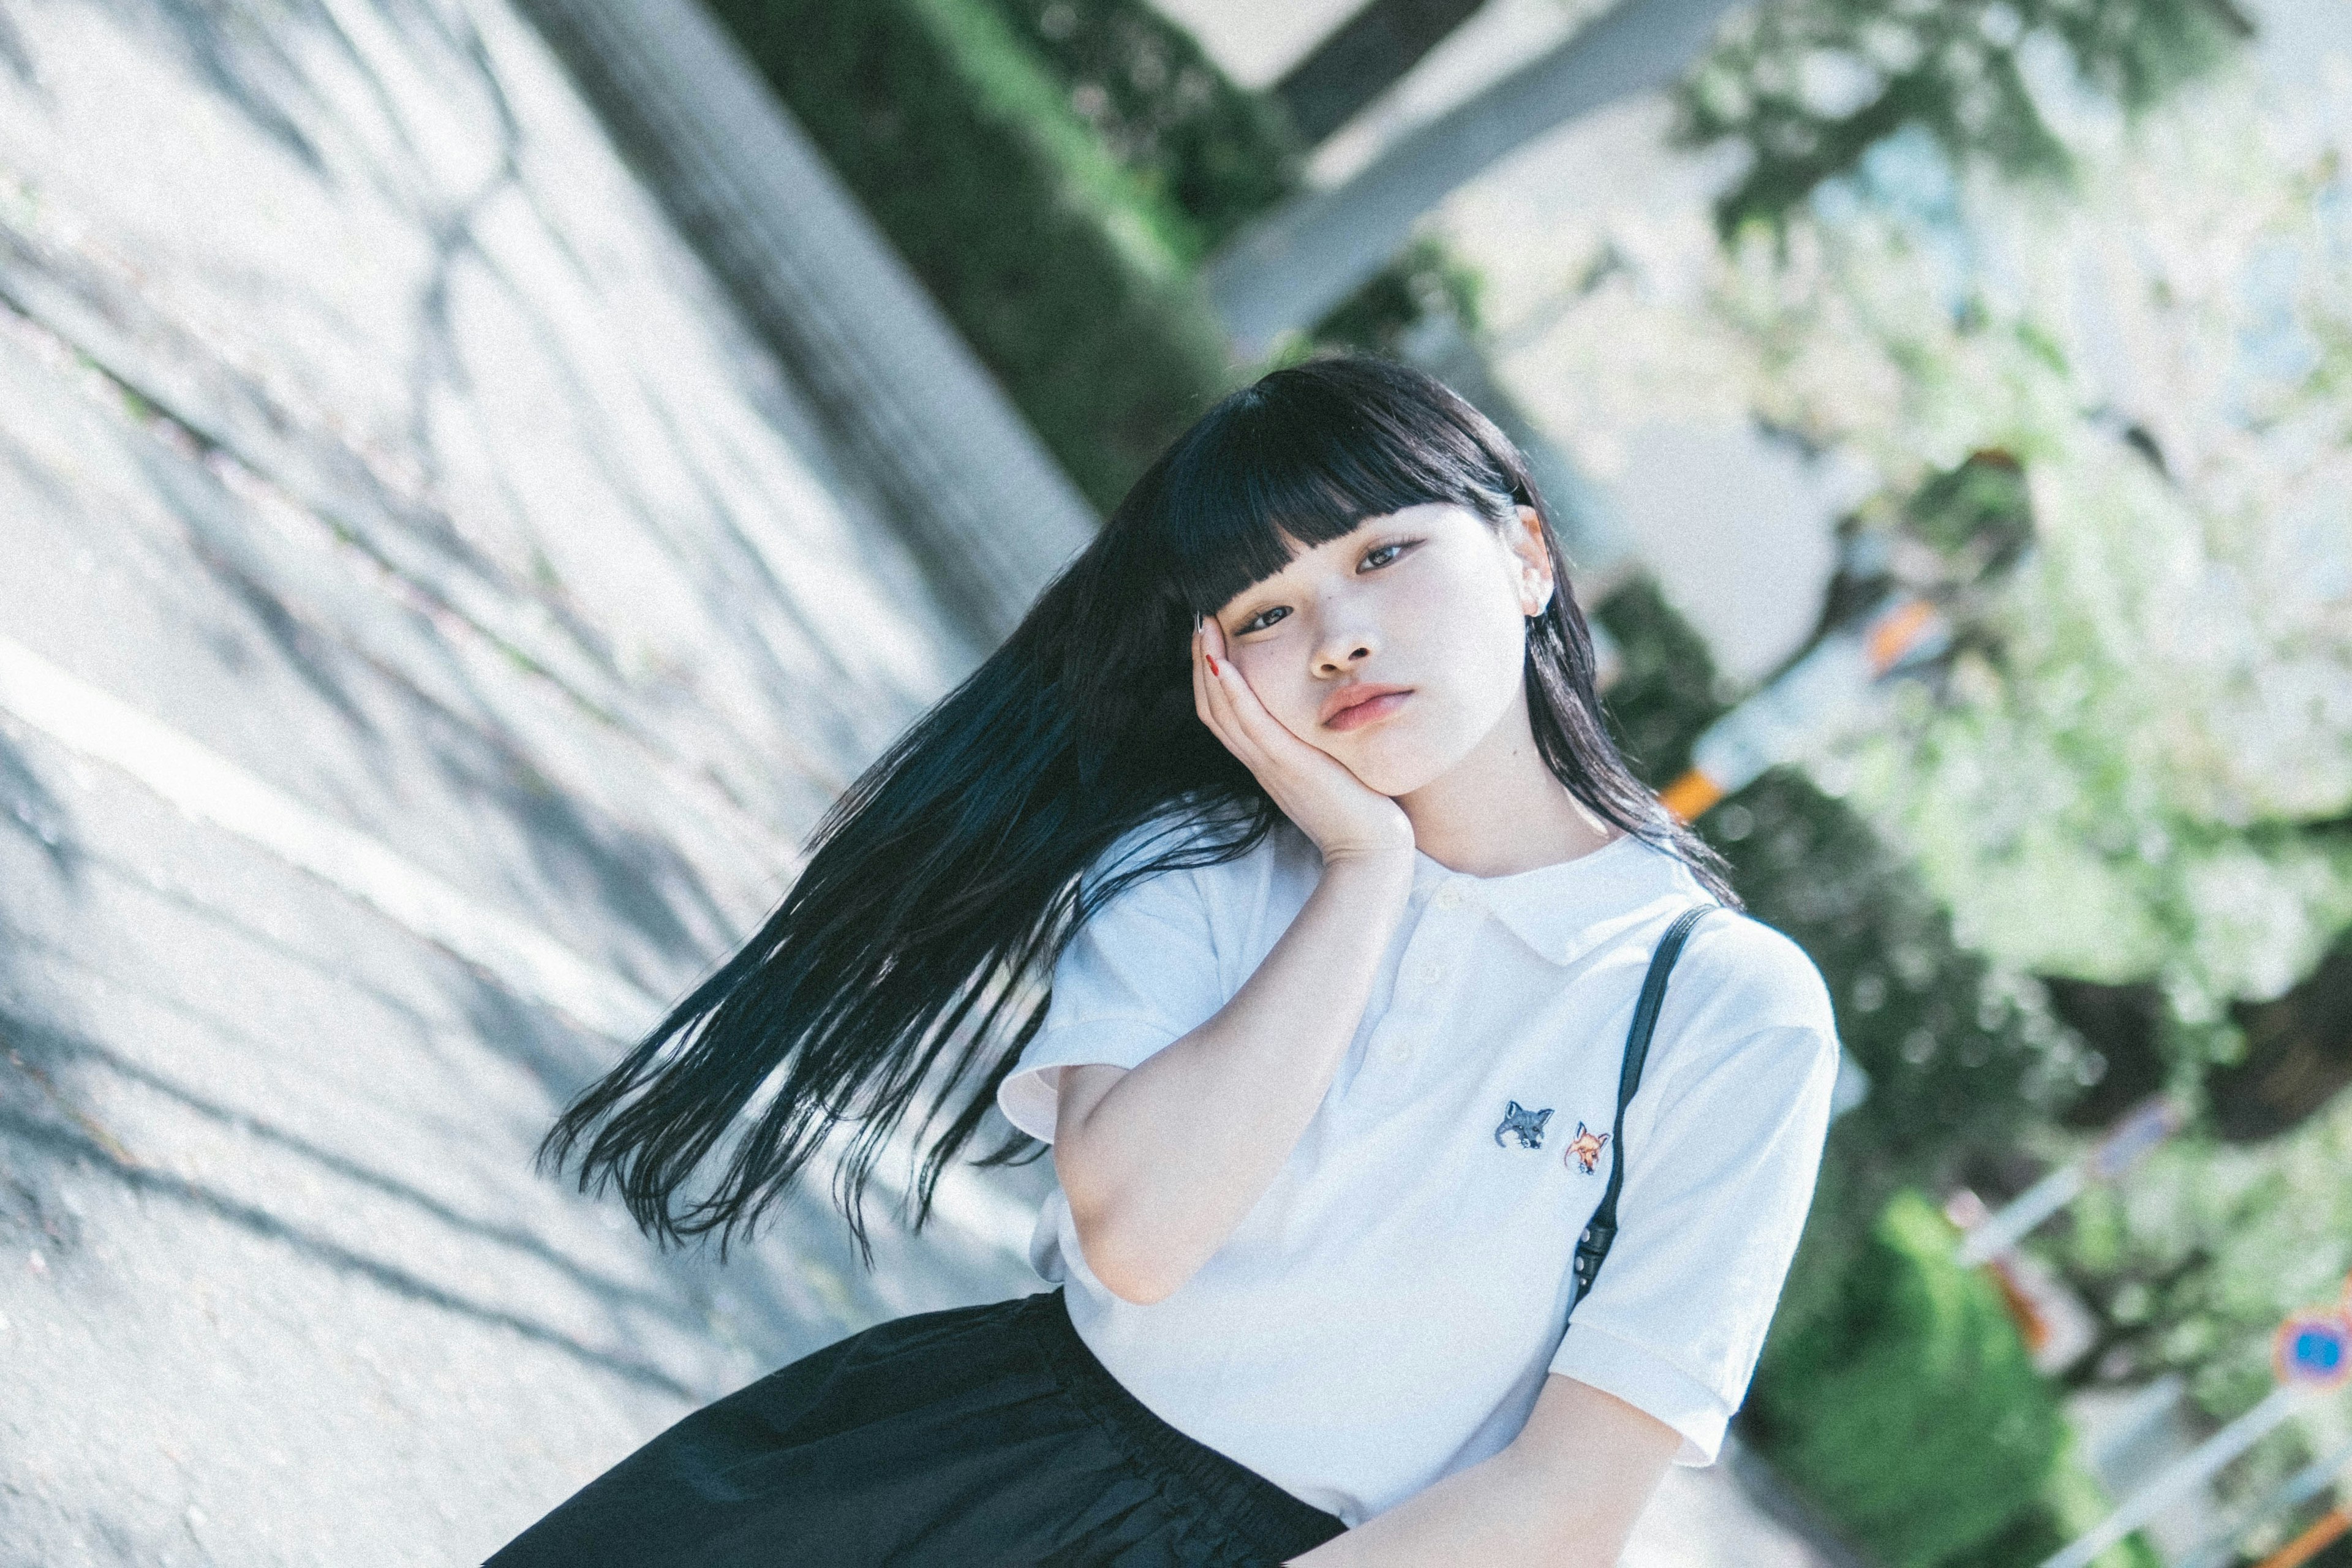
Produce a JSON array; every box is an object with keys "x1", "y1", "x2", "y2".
[
  {"x1": 1237, "y1": 605, "x2": 1291, "y2": 635},
  {"x1": 1359, "y1": 540, "x2": 1415, "y2": 571}
]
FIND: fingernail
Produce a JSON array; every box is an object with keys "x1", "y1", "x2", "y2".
[{"x1": 1207, "y1": 654, "x2": 1220, "y2": 676}]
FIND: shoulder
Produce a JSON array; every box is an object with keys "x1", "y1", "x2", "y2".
[
  {"x1": 1621, "y1": 908, "x2": 1842, "y2": 1137},
  {"x1": 1676, "y1": 911, "x2": 1834, "y2": 1031},
  {"x1": 1652, "y1": 909, "x2": 1839, "y2": 1071}
]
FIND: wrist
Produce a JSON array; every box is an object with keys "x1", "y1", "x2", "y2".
[{"x1": 1316, "y1": 845, "x2": 1415, "y2": 897}]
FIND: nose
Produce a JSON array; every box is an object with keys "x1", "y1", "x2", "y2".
[{"x1": 1311, "y1": 619, "x2": 1378, "y2": 679}]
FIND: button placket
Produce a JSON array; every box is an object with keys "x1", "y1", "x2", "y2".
[{"x1": 1371, "y1": 883, "x2": 1476, "y2": 1078}]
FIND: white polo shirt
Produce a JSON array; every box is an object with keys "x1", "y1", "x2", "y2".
[{"x1": 997, "y1": 813, "x2": 1840, "y2": 1528}]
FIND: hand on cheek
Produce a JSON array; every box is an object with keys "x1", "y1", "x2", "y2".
[{"x1": 1192, "y1": 618, "x2": 1412, "y2": 864}]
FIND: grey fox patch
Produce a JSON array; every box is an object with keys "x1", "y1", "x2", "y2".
[{"x1": 1493, "y1": 1101, "x2": 1553, "y2": 1149}]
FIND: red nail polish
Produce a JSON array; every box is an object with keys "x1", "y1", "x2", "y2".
[{"x1": 1207, "y1": 654, "x2": 1220, "y2": 676}]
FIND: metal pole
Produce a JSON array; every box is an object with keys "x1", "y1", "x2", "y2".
[
  {"x1": 1957, "y1": 1098, "x2": 2185, "y2": 1267},
  {"x1": 2179, "y1": 1434, "x2": 2352, "y2": 1568},
  {"x1": 2041, "y1": 1385, "x2": 2311, "y2": 1568},
  {"x1": 1204, "y1": 0, "x2": 1749, "y2": 353},
  {"x1": 1956, "y1": 1164, "x2": 2087, "y2": 1267}
]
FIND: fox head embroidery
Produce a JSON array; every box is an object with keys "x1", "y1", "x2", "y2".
[
  {"x1": 1493, "y1": 1101, "x2": 1554, "y2": 1149},
  {"x1": 1566, "y1": 1121, "x2": 1610, "y2": 1174}
]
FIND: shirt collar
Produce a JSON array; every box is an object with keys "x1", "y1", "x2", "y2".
[{"x1": 1415, "y1": 833, "x2": 1709, "y2": 969}]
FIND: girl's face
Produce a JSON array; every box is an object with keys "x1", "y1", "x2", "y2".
[{"x1": 1207, "y1": 501, "x2": 1555, "y2": 797}]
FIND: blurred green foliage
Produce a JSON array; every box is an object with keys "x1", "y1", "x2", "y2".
[
  {"x1": 1898, "y1": 454, "x2": 2032, "y2": 586},
  {"x1": 2048, "y1": 1088, "x2": 2352, "y2": 1415},
  {"x1": 1594, "y1": 456, "x2": 2345, "y2": 1554},
  {"x1": 1589, "y1": 574, "x2": 1727, "y2": 784},
  {"x1": 1733, "y1": 1189, "x2": 2157, "y2": 1568},
  {"x1": 979, "y1": 0, "x2": 1300, "y2": 252},
  {"x1": 1655, "y1": 47, "x2": 2352, "y2": 1523},
  {"x1": 707, "y1": 0, "x2": 1240, "y2": 508},
  {"x1": 1593, "y1": 575, "x2": 2070, "y2": 1189},
  {"x1": 1745, "y1": 1191, "x2": 2075, "y2": 1567},
  {"x1": 1936, "y1": 1431, "x2": 2162, "y2": 1568},
  {"x1": 1308, "y1": 234, "x2": 1486, "y2": 359},
  {"x1": 1686, "y1": 50, "x2": 2352, "y2": 1044},
  {"x1": 713, "y1": 0, "x2": 1484, "y2": 510},
  {"x1": 1591, "y1": 573, "x2": 2141, "y2": 1562},
  {"x1": 1678, "y1": 0, "x2": 2247, "y2": 232},
  {"x1": 714, "y1": 0, "x2": 1505, "y2": 509}
]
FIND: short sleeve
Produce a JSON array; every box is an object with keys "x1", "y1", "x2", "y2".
[
  {"x1": 1548, "y1": 923, "x2": 1841, "y2": 1466},
  {"x1": 995, "y1": 831, "x2": 1229, "y2": 1143}
]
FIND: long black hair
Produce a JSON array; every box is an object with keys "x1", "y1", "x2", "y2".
[{"x1": 542, "y1": 355, "x2": 1737, "y2": 1255}]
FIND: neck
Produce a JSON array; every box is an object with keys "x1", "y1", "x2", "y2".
[{"x1": 1396, "y1": 691, "x2": 1621, "y2": 878}]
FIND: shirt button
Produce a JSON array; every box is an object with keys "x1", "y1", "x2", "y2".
[
  {"x1": 1434, "y1": 885, "x2": 1464, "y2": 911},
  {"x1": 1385, "y1": 1039, "x2": 1417, "y2": 1062},
  {"x1": 1415, "y1": 959, "x2": 1444, "y2": 987}
]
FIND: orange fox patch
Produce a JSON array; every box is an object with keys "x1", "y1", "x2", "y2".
[{"x1": 1564, "y1": 1121, "x2": 1610, "y2": 1174}]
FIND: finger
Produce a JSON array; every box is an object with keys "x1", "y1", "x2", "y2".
[
  {"x1": 1201, "y1": 631, "x2": 1306, "y2": 761},
  {"x1": 1193, "y1": 622, "x2": 1252, "y2": 763},
  {"x1": 1197, "y1": 620, "x2": 1334, "y2": 787},
  {"x1": 1190, "y1": 618, "x2": 1210, "y2": 726},
  {"x1": 1193, "y1": 620, "x2": 1243, "y2": 747},
  {"x1": 1197, "y1": 640, "x2": 1253, "y2": 759},
  {"x1": 1197, "y1": 636, "x2": 1276, "y2": 774}
]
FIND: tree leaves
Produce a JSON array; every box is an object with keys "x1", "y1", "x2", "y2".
[{"x1": 1676, "y1": 0, "x2": 2246, "y2": 233}]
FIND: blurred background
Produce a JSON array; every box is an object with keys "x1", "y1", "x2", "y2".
[{"x1": 0, "y1": 0, "x2": 2347, "y2": 1562}]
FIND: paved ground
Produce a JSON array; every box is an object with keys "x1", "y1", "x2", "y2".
[{"x1": 0, "y1": 2, "x2": 1037, "y2": 1562}]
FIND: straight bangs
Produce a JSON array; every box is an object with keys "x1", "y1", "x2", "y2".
[{"x1": 1145, "y1": 360, "x2": 1521, "y2": 615}]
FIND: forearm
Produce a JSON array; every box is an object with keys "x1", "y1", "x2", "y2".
[
  {"x1": 1290, "y1": 1446, "x2": 1571, "y2": 1564},
  {"x1": 1290, "y1": 1380, "x2": 1676, "y2": 1566},
  {"x1": 1055, "y1": 851, "x2": 1412, "y2": 1302}
]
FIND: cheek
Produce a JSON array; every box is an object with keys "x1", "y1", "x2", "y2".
[
  {"x1": 1232, "y1": 645, "x2": 1330, "y2": 750},
  {"x1": 1411, "y1": 572, "x2": 1528, "y2": 715},
  {"x1": 1371, "y1": 583, "x2": 1528, "y2": 777},
  {"x1": 1460, "y1": 602, "x2": 1532, "y2": 718}
]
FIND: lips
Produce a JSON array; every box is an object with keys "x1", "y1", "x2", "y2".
[{"x1": 1320, "y1": 683, "x2": 1412, "y2": 731}]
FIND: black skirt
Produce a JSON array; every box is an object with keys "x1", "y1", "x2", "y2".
[{"x1": 487, "y1": 1289, "x2": 1348, "y2": 1567}]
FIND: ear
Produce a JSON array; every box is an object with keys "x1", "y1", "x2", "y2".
[{"x1": 1508, "y1": 504, "x2": 1555, "y2": 617}]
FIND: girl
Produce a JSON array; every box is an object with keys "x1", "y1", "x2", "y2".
[{"x1": 491, "y1": 356, "x2": 1841, "y2": 1566}]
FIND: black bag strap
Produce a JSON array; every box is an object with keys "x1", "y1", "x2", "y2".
[{"x1": 1567, "y1": 903, "x2": 1716, "y2": 1316}]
